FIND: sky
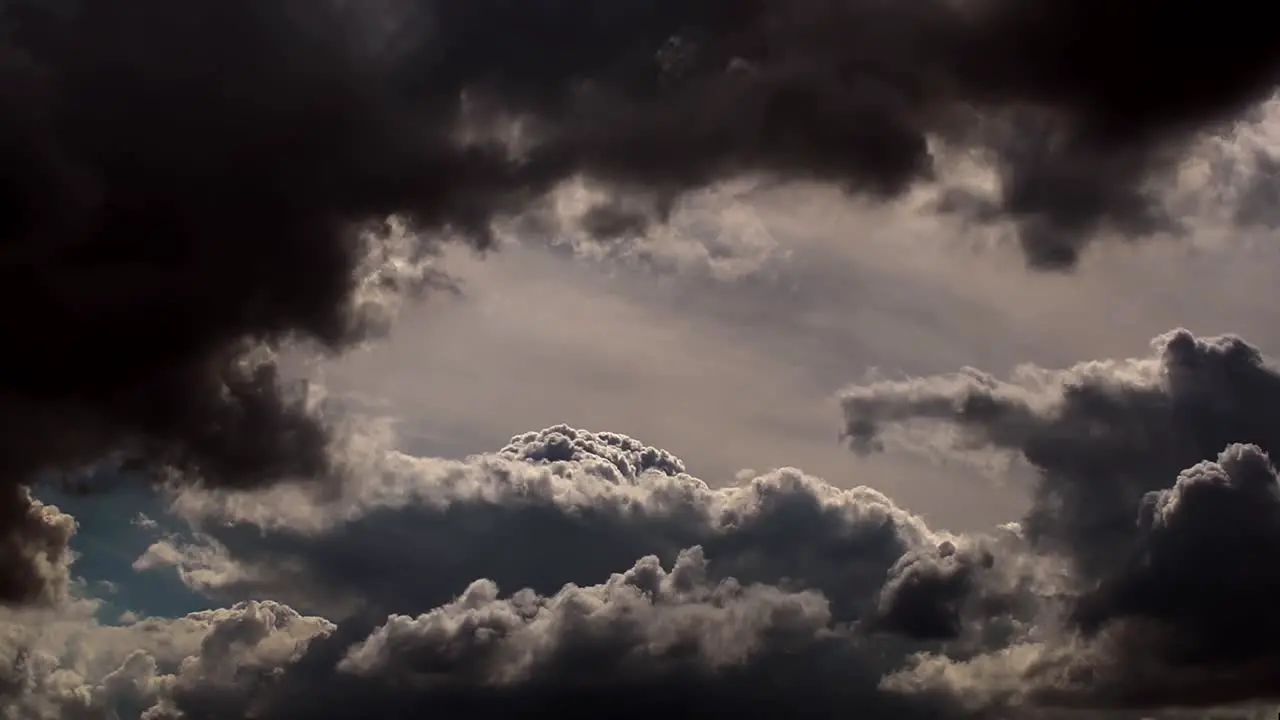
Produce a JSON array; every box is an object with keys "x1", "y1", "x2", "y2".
[
  {"x1": 33, "y1": 188, "x2": 1280, "y2": 719},
  {"x1": 9, "y1": 1, "x2": 1280, "y2": 719}
]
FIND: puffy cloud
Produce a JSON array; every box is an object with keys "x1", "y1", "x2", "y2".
[
  {"x1": 0, "y1": 597, "x2": 331, "y2": 720},
  {"x1": 13, "y1": 305, "x2": 1280, "y2": 717},
  {"x1": 0, "y1": 490, "x2": 76, "y2": 607},
  {"x1": 1054, "y1": 444, "x2": 1280, "y2": 707},
  {"x1": 60, "y1": 425, "x2": 1023, "y2": 718},
  {"x1": 339, "y1": 547, "x2": 830, "y2": 682},
  {"x1": 13, "y1": 403, "x2": 1280, "y2": 716},
  {"x1": 153, "y1": 551, "x2": 974, "y2": 720},
  {"x1": 142, "y1": 601, "x2": 334, "y2": 720},
  {"x1": 145, "y1": 426, "x2": 974, "y2": 626},
  {"x1": 842, "y1": 329, "x2": 1280, "y2": 711},
  {"x1": 841, "y1": 328, "x2": 1280, "y2": 581},
  {"x1": 874, "y1": 540, "x2": 997, "y2": 641}
]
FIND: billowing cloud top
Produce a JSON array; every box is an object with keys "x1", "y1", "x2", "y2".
[
  {"x1": 843, "y1": 330, "x2": 1280, "y2": 711},
  {"x1": 9, "y1": 357, "x2": 1280, "y2": 719}
]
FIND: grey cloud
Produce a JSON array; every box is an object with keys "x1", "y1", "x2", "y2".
[
  {"x1": 874, "y1": 540, "x2": 998, "y2": 641},
  {"x1": 147, "y1": 426, "x2": 959, "y2": 624},
  {"x1": 841, "y1": 328, "x2": 1280, "y2": 582},
  {"x1": 1233, "y1": 152, "x2": 1280, "y2": 228},
  {"x1": 841, "y1": 329, "x2": 1280, "y2": 711},
  {"x1": 498, "y1": 426, "x2": 688, "y2": 480},
  {"x1": 17, "y1": 413, "x2": 1280, "y2": 717},
  {"x1": 142, "y1": 601, "x2": 335, "y2": 720},
  {"x1": 338, "y1": 546, "x2": 830, "y2": 682},
  {"x1": 5, "y1": 0, "x2": 1280, "y2": 606},
  {"x1": 1061, "y1": 444, "x2": 1280, "y2": 707},
  {"x1": 0, "y1": 597, "x2": 331, "y2": 720},
  {"x1": 0, "y1": 490, "x2": 76, "y2": 607},
  {"x1": 155, "y1": 551, "x2": 978, "y2": 720},
  {"x1": 123, "y1": 425, "x2": 1053, "y2": 718}
]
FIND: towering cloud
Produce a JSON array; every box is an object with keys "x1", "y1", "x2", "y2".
[
  {"x1": 841, "y1": 329, "x2": 1280, "y2": 579},
  {"x1": 142, "y1": 426, "x2": 985, "y2": 624},
  {"x1": 843, "y1": 329, "x2": 1280, "y2": 712}
]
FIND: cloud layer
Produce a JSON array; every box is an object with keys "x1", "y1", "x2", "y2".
[
  {"x1": 10, "y1": 326, "x2": 1280, "y2": 719},
  {"x1": 6, "y1": 0, "x2": 1280, "y2": 607},
  {"x1": 6, "y1": 2, "x2": 1280, "y2": 717},
  {"x1": 0, "y1": 422, "x2": 975, "y2": 718}
]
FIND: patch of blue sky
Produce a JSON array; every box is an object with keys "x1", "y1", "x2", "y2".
[{"x1": 36, "y1": 475, "x2": 211, "y2": 622}]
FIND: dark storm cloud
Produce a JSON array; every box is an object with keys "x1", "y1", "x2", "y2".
[
  {"x1": 1061, "y1": 443, "x2": 1280, "y2": 708},
  {"x1": 2, "y1": 0, "x2": 1279, "y2": 604},
  {"x1": 125, "y1": 553, "x2": 981, "y2": 720},
  {"x1": 873, "y1": 540, "x2": 1000, "y2": 641},
  {"x1": 144, "y1": 426, "x2": 994, "y2": 625},
  {"x1": 120, "y1": 426, "x2": 1042, "y2": 717},
  {"x1": 841, "y1": 328, "x2": 1280, "y2": 582},
  {"x1": 841, "y1": 329, "x2": 1280, "y2": 710},
  {"x1": 0, "y1": 426, "x2": 1009, "y2": 719},
  {"x1": 0, "y1": 489, "x2": 76, "y2": 606}
]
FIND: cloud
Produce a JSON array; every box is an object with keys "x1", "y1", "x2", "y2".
[
  {"x1": 873, "y1": 540, "x2": 999, "y2": 641},
  {"x1": 12, "y1": 401, "x2": 1280, "y2": 717},
  {"x1": 6, "y1": 0, "x2": 1280, "y2": 710},
  {"x1": 5, "y1": 0, "x2": 1280, "y2": 606},
  {"x1": 0, "y1": 434, "x2": 991, "y2": 718},
  {"x1": 841, "y1": 329, "x2": 1280, "y2": 711},
  {"x1": 841, "y1": 328, "x2": 1280, "y2": 579},
  {"x1": 1060, "y1": 443, "x2": 1280, "y2": 707},
  {"x1": 8, "y1": 425, "x2": 1012, "y2": 717},
  {"x1": 144, "y1": 426, "x2": 969, "y2": 624},
  {"x1": 0, "y1": 596, "x2": 332, "y2": 720},
  {"x1": 0, "y1": 489, "x2": 76, "y2": 607},
  {"x1": 133, "y1": 553, "x2": 970, "y2": 720},
  {"x1": 142, "y1": 601, "x2": 335, "y2": 720}
]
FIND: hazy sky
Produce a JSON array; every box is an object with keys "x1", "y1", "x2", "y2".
[
  {"x1": 23, "y1": 166, "x2": 1280, "y2": 720},
  {"x1": 312, "y1": 187, "x2": 1280, "y2": 532},
  {"x1": 35, "y1": 173, "x2": 1280, "y2": 720}
]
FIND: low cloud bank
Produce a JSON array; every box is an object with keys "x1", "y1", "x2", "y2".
[{"x1": 6, "y1": 331, "x2": 1280, "y2": 718}]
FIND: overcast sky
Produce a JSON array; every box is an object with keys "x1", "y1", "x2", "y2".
[
  {"x1": 312, "y1": 186, "x2": 1280, "y2": 531},
  {"x1": 12, "y1": 3, "x2": 1280, "y2": 717}
]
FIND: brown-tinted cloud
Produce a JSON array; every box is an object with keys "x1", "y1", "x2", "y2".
[
  {"x1": 5, "y1": 0, "x2": 1280, "y2": 610},
  {"x1": 142, "y1": 426, "x2": 974, "y2": 624},
  {"x1": 13, "y1": 407, "x2": 1280, "y2": 717},
  {"x1": 843, "y1": 329, "x2": 1280, "y2": 711}
]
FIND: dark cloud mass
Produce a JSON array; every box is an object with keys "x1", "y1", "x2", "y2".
[
  {"x1": 4, "y1": 0, "x2": 1280, "y2": 715},
  {"x1": 843, "y1": 329, "x2": 1280, "y2": 712},
  {"x1": 142, "y1": 425, "x2": 972, "y2": 625},
  {"x1": 0, "y1": 427, "x2": 1020, "y2": 719},
  {"x1": 841, "y1": 329, "x2": 1280, "y2": 583},
  {"x1": 4, "y1": 0, "x2": 1280, "y2": 605},
  {"x1": 7, "y1": 410, "x2": 1280, "y2": 718}
]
